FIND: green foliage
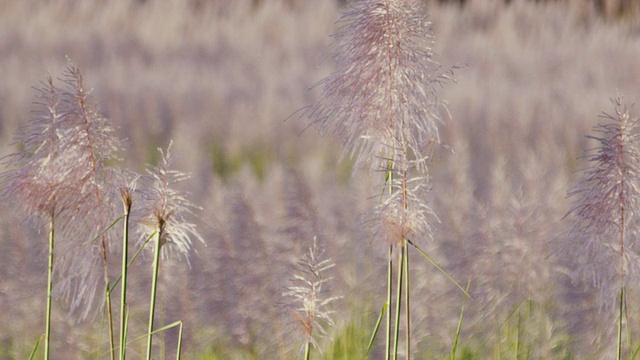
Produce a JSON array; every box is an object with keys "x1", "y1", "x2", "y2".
[
  {"x1": 206, "y1": 140, "x2": 271, "y2": 182},
  {"x1": 322, "y1": 313, "x2": 372, "y2": 360},
  {"x1": 494, "y1": 300, "x2": 574, "y2": 360}
]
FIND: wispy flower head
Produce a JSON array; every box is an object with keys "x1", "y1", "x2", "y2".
[
  {"x1": 566, "y1": 96, "x2": 640, "y2": 306},
  {"x1": 138, "y1": 141, "x2": 204, "y2": 261},
  {"x1": 118, "y1": 170, "x2": 139, "y2": 213},
  {"x1": 372, "y1": 175, "x2": 437, "y2": 247},
  {"x1": 54, "y1": 63, "x2": 123, "y2": 319},
  {"x1": 2, "y1": 75, "x2": 74, "y2": 223},
  {"x1": 57, "y1": 64, "x2": 121, "y2": 212},
  {"x1": 2, "y1": 63, "x2": 125, "y2": 320},
  {"x1": 307, "y1": 0, "x2": 449, "y2": 170},
  {"x1": 282, "y1": 237, "x2": 338, "y2": 356}
]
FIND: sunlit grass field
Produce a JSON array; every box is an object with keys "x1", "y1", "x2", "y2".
[{"x1": 2, "y1": 0, "x2": 640, "y2": 358}]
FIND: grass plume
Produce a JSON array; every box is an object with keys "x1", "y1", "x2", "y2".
[
  {"x1": 1, "y1": 63, "x2": 123, "y2": 357},
  {"x1": 306, "y1": 0, "x2": 455, "y2": 358},
  {"x1": 566, "y1": 96, "x2": 640, "y2": 357},
  {"x1": 138, "y1": 142, "x2": 203, "y2": 359},
  {"x1": 282, "y1": 237, "x2": 338, "y2": 359}
]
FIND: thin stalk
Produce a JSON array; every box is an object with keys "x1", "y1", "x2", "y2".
[
  {"x1": 123, "y1": 309, "x2": 129, "y2": 359},
  {"x1": 407, "y1": 240, "x2": 471, "y2": 298},
  {"x1": 29, "y1": 335, "x2": 44, "y2": 360},
  {"x1": 399, "y1": 136, "x2": 409, "y2": 359},
  {"x1": 450, "y1": 281, "x2": 470, "y2": 360},
  {"x1": 618, "y1": 184, "x2": 626, "y2": 360},
  {"x1": 515, "y1": 311, "x2": 521, "y2": 359},
  {"x1": 110, "y1": 232, "x2": 156, "y2": 291},
  {"x1": 304, "y1": 340, "x2": 311, "y2": 360},
  {"x1": 44, "y1": 216, "x2": 54, "y2": 360},
  {"x1": 87, "y1": 214, "x2": 124, "y2": 359},
  {"x1": 146, "y1": 231, "x2": 163, "y2": 360},
  {"x1": 384, "y1": 149, "x2": 394, "y2": 360},
  {"x1": 120, "y1": 203, "x2": 131, "y2": 360},
  {"x1": 386, "y1": 245, "x2": 393, "y2": 360},
  {"x1": 404, "y1": 242, "x2": 410, "y2": 360},
  {"x1": 631, "y1": 337, "x2": 640, "y2": 359},
  {"x1": 393, "y1": 248, "x2": 404, "y2": 360},
  {"x1": 102, "y1": 241, "x2": 115, "y2": 360},
  {"x1": 123, "y1": 321, "x2": 182, "y2": 351},
  {"x1": 176, "y1": 321, "x2": 183, "y2": 360},
  {"x1": 365, "y1": 303, "x2": 387, "y2": 360},
  {"x1": 617, "y1": 286, "x2": 624, "y2": 360}
]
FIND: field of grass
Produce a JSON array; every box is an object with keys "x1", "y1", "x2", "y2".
[{"x1": 2, "y1": 0, "x2": 640, "y2": 359}]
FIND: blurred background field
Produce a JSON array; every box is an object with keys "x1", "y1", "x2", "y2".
[{"x1": 2, "y1": 0, "x2": 640, "y2": 358}]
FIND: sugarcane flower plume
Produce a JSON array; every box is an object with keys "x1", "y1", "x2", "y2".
[
  {"x1": 565, "y1": 96, "x2": 640, "y2": 308},
  {"x1": 2, "y1": 75, "x2": 75, "y2": 225},
  {"x1": 306, "y1": 0, "x2": 449, "y2": 171},
  {"x1": 138, "y1": 141, "x2": 204, "y2": 261},
  {"x1": 282, "y1": 237, "x2": 339, "y2": 356},
  {"x1": 2, "y1": 63, "x2": 124, "y2": 320},
  {"x1": 372, "y1": 175, "x2": 437, "y2": 247}
]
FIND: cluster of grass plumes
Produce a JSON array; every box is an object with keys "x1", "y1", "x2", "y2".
[
  {"x1": 565, "y1": 96, "x2": 640, "y2": 358},
  {"x1": 7, "y1": 0, "x2": 640, "y2": 358},
  {"x1": 306, "y1": 0, "x2": 463, "y2": 358},
  {"x1": 1, "y1": 64, "x2": 122, "y2": 357},
  {"x1": 0, "y1": 63, "x2": 203, "y2": 360}
]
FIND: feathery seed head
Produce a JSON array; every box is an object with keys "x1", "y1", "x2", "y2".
[
  {"x1": 139, "y1": 141, "x2": 204, "y2": 261},
  {"x1": 117, "y1": 170, "x2": 139, "y2": 213},
  {"x1": 566, "y1": 96, "x2": 640, "y2": 306},
  {"x1": 282, "y1": 237, "x2": 338, "y2": 355},
  {"x1": 2, "y1": 75, "x2": 68, "y2": 222},
  {"x1": 372, "y1": 176, "x2": 437, "y2": 247},
  {"x1": 307, "y1": 0, "x2": 447, "y2": 171}
]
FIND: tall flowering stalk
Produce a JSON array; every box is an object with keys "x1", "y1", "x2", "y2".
[
  {"x1": 55, "y1": 64, "x2": 121, "y2": 360},
  {"x1": 282, "y1": 237, "x2": 338, "y2": 359},
  {"x1": 2, "y1": 75, "x2": 68, "y2": 360},
  {"x1": 306, "y1": 0, "x2": 454, "y2": 358},
  {"x1": 566, "y1": 96, "x2": 640, "y2": 358},
  {"x1": 139, "y1": 142, "x2": 203, "y2": 360},
  {"x1": 1, "y1": 63, "x2": 123, "y2": 359},
  {"x1": 117, "y1": 173, "x2": 138, "y2": 360}
]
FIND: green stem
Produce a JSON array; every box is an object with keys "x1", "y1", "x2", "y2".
[
  {"x1": 105, "y1": 282, "x2": 115, "y2": 360},
  {"x1": 617, "y1": 286, "x2": 624, "y2": 360},
  {"x1": 44, "y1": 216, "x2": 54, "y2": 360},
  {"x1": 404, "y1": 242, "x2": 410, "y2": 360},
  {"x1": 393, "y1": 247, "x2": 404, "y2": 360},
  {"x1": 304, "y1": 340, "x2": 311, "y2": 360},
  {"x1": 450, "y1": 281, "x2": 471, "y2": 360},
  {"x1": 110, "y1": 232, "x2": 156, "y2": 292},
  {"x1": 386, "y1": 245, "x2": 393, "y2": 360},
  {"x1": 101, "y1": 237, "x2": 115, "y2": 360},
  {"x1": 146, "y1": 231, "x2": 162, "y2": 360},
  {"x1": 120, "y1": 205, "x2": 131, "y2": 360},
  {"x1": 29, "y1": 335, "x2": 43, "y2": 360},
  {"x1": 365, "y1": 303, "x2": 387, "y2": 360},
  {"x1": 176, "y1": 321, "x2": 183, "y2": 360}
]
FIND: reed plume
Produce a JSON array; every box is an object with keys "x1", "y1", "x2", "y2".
[
  {"x1": 138, "y1": 142, "x2": 203, "y2": 360},
  {"x1": 138, "y1": 141, "x2": 203, "y2": 261},
  {"x1": 1, "y1": 62, "x2": 124, "y2": 358},
  {"x1": 565, "y1": 96, "x2": 640, "y2": 358},
  {"x1": 305, "y1": 1, "x2": 455, "y2": 358},
  {"x1": 53, "y1": 63, "x2": 122, "y2": 323},
  {"x1": 2, "y1": 75, "x2": 68, "y2": 360},
  {"x1": 306, "y1": 0, "x2": 448, "y2": 172},
  {"x1": 282, "y1": 237, "x2": 337, "y2": 359}
]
